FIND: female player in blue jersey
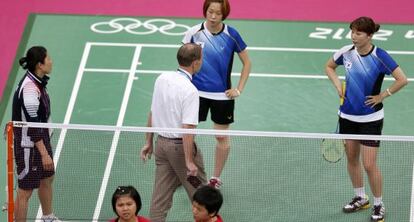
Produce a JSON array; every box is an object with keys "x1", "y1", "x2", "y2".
[
  {"x1": 325, "y1": 17, "x2": 408, "y2": 222},
  {"x1": 182, "y1": 0, "x2": 251, "y2": 189}
]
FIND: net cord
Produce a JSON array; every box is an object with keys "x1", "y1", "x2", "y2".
[{"x1": 12, "y1": 121, "x2": 414, "y2": 142}]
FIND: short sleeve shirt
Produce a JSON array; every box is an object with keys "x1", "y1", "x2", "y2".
[
  {"x1": 333, "y1": 45, "x2": 398, "y2": 121},
  {"x1": 182, "y1": 22, "x2": 247, "y2": 100},
  {"x1": 151, "y1": 69, "x2": 199, "y2": 138}
]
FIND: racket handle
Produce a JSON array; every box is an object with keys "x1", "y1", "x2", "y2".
[{"x1": 340, "y1": 81, "x2": 346, "y2": 105}]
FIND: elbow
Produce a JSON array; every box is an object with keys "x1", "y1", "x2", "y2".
[
  {"x1": 403, "y1": 78, "x2": 409, "y2": 87},
  {"x1": 399, "y1": 77, "x2": 409, "y2": 87},
  {"x1": 325, "y1": 67, "x2": 333, "y2": 76}
]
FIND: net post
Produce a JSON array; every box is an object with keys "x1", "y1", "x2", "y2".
[{"x1": 6, "y1": 121, "x2": 14, "y2": 222}]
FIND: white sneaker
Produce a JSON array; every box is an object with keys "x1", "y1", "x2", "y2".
[
  {"x1": 41, "y1": 214, "x2": 62, "y2": 222},
  {"x1": 371, "y1": 204, "x2": 385, "y2": 221},
  {"x1": 343, "y1": 195, "x2": 370, "y2": 213}
]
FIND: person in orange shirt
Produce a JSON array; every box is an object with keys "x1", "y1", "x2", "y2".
[
  {"x1": 192, "y1": 186, "x2": 223, "y2": 222},
  {"x1": 109, "y1": 186, "x2": 150, "y2": 222}
]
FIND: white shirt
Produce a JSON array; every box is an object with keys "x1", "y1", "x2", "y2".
[{"x1": 151, "y1": 68, "x2": 199, "y2": 138}]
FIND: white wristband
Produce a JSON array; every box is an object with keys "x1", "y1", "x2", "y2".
[
  {"x1": 386, "y1": 88, "x2": 392, "y2": 96},
  {"x1": 235, "y1": 88, "x2": 241, "y2": 96}
]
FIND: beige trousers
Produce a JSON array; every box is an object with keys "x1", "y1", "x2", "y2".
[{"x1": 149, "y1": 136, "x2": 207, "y2": 222}]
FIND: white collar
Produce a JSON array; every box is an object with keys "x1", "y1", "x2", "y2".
[{"x1": 177, "y1": 68, "x2": 192, "y2": 80}]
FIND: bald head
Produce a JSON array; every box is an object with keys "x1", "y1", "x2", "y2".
[{"x1": 177, "y1": 43, "x2": 202, "y2": 67}]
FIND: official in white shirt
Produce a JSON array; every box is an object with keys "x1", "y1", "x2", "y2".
[{"x1": 140, "y1": 43, "x2": 207, "y2": 222}]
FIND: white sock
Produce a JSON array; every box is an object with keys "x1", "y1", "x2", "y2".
[
  {"x1": 374, "y1": 197, "x2": 383, "y2": 206},
  {"x1": 354, "y1": 187, "x2": 366, "y2": 198},
  {"x1": 42, "y1": 213, "x2": 55, "y2": 219}
]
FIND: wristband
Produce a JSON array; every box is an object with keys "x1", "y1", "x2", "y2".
[
  {"x1": 386, "y1": 88, "x2": 392, "y2": 96},
  {"x1": 235, "y1": 88, "x2": 241, "y2": 96}
]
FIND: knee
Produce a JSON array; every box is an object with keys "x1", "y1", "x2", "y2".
[
  {"x1": 363, "y1": 161, "x2": 377, "y2": 173},
  {"x1": 17, "y1": 189, "x2": 33, "y2": 202},
  {"x1": 150, "y1": 208, "x2": 168, "y2": 222},
  {"x1": 215, "y1": 135, "x2": 229, "y2": 144},
  {"x1": 215, "y1": 137, "x2": 230, "y2": 150},
  {"x1": 346, "y1": 155, "x2": 360, "y2": 166}
]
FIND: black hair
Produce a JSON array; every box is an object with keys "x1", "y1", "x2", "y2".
[
  {"x1": 19, "y1": 46, "x2": 48, "y2": 73},
  {"x1": 349, "y1": 16, "x2": 380, "y2": 35},
  {"x1": 177, "y1": 43, "x2": 202, "y2": 67},
  {"x1": 111, "y1": 186, "x2": 142, "y2": 217},
  {"x1": 193, "y1": 185, "x2": 223, "y2": 216}
]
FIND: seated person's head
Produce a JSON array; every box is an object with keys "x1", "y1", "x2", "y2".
[
  {"x1": 192, "y1": 186, "x2": 223, "y2": 222},
  {"x1": 111, "y1": 186, "x2": 142, "y2": 221}
]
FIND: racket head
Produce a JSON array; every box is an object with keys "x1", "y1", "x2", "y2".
[{"x1": 321, "y1": 138, "x2": 345, "y2": 163}]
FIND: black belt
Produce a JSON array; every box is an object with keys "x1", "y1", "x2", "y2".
[{"x1": 158, "y1": 135, "x2": 182, "y2": 141}]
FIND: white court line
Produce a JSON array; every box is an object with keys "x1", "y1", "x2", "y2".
[
  {"x1": 411, "y1": 163, "x2": 414, "y2": 222},
  {"x1": 88, "y1": 41, "x2": 414, "y2": 55},
  {"x1": 83, "y1": 68, "x2": 414, "y2": 82},
  {"x1": 35, "y1": 43, "x2": 93, "y2": 221},
  {"x1": 91, "y1": 46, "x2": 142, "y2": 222}
]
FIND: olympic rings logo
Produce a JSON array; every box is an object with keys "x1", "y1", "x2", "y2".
[{"x1": 90, "y1": 18, "x2": 190, "y2": 36}]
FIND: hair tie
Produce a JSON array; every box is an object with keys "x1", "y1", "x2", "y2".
[{"x1": 19, "y1": 57, "x2": 28, "y2": 68}]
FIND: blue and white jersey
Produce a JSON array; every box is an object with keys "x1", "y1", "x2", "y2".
[
  {"x1": 182, "y1": 22, "x2": 247, "y2": 100},
  {"x1": 333, "y1": 45, "x2": 398, "y2": 122}
]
